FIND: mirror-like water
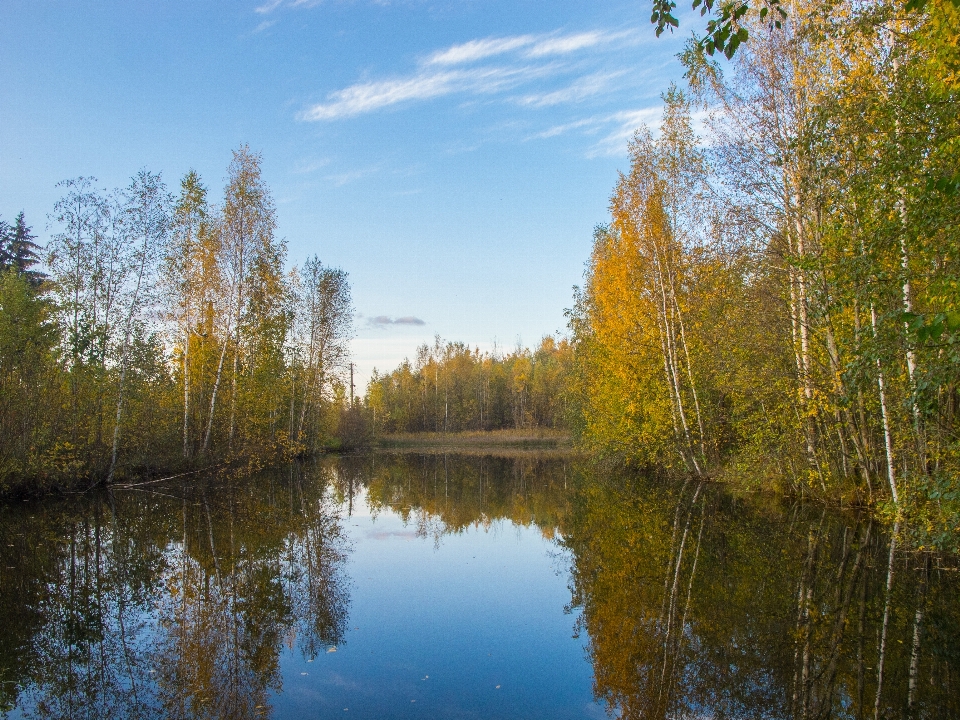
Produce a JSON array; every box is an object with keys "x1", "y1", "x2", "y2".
[{"x1": 0, "y1": 453, "x2": 957, "y2": 719}]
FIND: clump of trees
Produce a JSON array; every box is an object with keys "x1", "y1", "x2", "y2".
[
  {"x1": 365, "y1": 336, "x2": 572, "y2": 434},
  {"x1": 569, "y1": 0, "x2": 960, "y2": 525},
  {"x1": 0, "y1": 146, "x2": 354, "y2": 493}
]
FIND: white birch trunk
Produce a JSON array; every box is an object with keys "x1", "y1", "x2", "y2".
[
  {"x1": 871, "y1": 305, "x2": 900, "y2": 506},
  {"x1": 671, "y1": 286, "x2": 707, "y2": 459},
  {"x1": 183, "y1": 327, "x2": 190, "y2": 459},
  {"x1": 203, "y1": 326, "x2": 231, "y2": 454},
  {"x1": 873, "y1": 523, "x2": 898, "y2": 720},
  {"x1": 907, "y1": 557, "x2": 928, "y2": 709},
  {"x1": 795, "y1": 201, "x2": 817, "y2": 468}
]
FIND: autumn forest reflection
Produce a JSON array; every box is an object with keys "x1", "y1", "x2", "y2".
[
  {"x1": 1, "y1": 465, "x2": 350, "y2": 719},
  {"x1": 1, "y1": 454, "x2": 958, "y2": 719},
  {"x1": 565, "y1": 476, "x2": 960, "y2": 720}
]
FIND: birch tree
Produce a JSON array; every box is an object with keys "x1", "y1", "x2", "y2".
[
  {"x1": 165, "y1": 171, "x2": 217, "y2": 459},
  {"x1": 106, "y1": 171, "x2": 170, "y2": 482},
  {"x1": 219, "y1": 146, "x2": 279, "y2": 452},
  {"x1": 291, "y1": 257, "x2": 352, "y2": 449}
]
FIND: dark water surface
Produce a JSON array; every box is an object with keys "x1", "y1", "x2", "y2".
[{"x1": 1, "y1": 453, "x2": 958, "y2": 719}]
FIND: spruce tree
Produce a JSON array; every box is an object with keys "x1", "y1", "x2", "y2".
[
  {"x1": 7, "y1": 212, "x2": 44, "y2": 286},
  {"x1": 0, "y1": 210, "x2": 46, "y2": 287},
  {"x1": 0, "y1": 218, "x2": 10, "y2": 270}
]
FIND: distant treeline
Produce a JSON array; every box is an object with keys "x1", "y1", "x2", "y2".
[
  {"x1": 568, "y1": 0, "x2": 960, "y2": 525},
  {"x1": 364, "y1": 336, "x2": 572, "y2": 434},
  {"x1": 0, "y1": 146, "x2": 354, "y2": 494}
]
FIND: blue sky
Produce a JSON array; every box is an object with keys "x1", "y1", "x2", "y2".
[{"x1": 0, "y1": 0, "x2": 694, "y2": 389}]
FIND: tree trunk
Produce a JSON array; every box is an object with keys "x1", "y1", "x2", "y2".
[
  {"x1": 203, "y1": 330, "x2": 230, "y2": 454},
  {"x1": 871, "y1": 305, "x2": 900, "y2": 506},
  {"x1": 874, "y1": 523, "x2": 899, "y2": 720},
  {"x1": 651, "y1": 242, "x2": 701, "y2": 474},
  {"x1": 183, "y1": 327, "x2": 191, "y2": 459},
  {"x1": 229, "y1": 346, "x2": 238, "y2": 450},
  {"x1": 795, "y1": 205, "x2": 818, "y2": 470},
  {"x1": 907, "y1": 556, "x2": 930, "y2": 709}
]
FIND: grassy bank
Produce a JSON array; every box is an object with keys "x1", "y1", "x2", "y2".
[{"x1": 374, "y1": 429, "x2": 577, "y2": 458}]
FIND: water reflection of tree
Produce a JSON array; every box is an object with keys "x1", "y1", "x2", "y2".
[
  {"x1": 0, "y1": 462, "x2": 349, "y2": 719},
  {"x1": 563, "y1": 475, "x2": 960, "y2": 720},
  {"x1": 0, "y1": 498, "x2": 163, "y2": 719},
  {"x1": 5, "y1": 456, "x2": 960, "y2": 720},
  {"x1": 336, "y1": 453, "x2": 574, "y2": 543}
]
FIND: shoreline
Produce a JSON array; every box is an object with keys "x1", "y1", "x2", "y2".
[{"x1": 374, "y1": 429, "x2": 574, "y2": 450}]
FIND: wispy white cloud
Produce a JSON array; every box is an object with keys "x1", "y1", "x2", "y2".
[
  {"x1": 524, "y1": 30, "x2": 619, "y2": 58},
  {"x1": 255, "y1": 0, "x2": 283, "y2": 13},
  {"x1": 425, "y1": 35, "x2": 537, "y2": 66},
  {"x1": 588, "y1": 109, "x2": 664, "y2": 156},
  {"x1": 300, "y1": 28, "x2": 641, "y2": 122},
  {"x1": 251, "y1": 19, "x2": 277, "y2": 33},
  {"x1": 532, "y1": 116, "x2": 605, "y2": 140},
  {"x1": 517, "y1": 70, "x2": 626, "y2": 108},
  {"x1": 424, "y1": 30, "x2": 637, "y2": 66},
  {"x1": 531, "y1": 106, "x2": 710, "y2": 157},
  {"x1": 301, "y1": 64, "x2": 556, "y2": 121},
  {"x1": 326, "y1": 166, "x2": 380, "y2": 186},
  {"x1": 531, "y1": 107, "x2": 662, "y2": 155},
  {"x1": 255, "y1": 0, "x2": 322, "y2": 14}
]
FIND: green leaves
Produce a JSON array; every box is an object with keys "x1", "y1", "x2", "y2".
[
  {"x1": 651, "y1": 0, "x2": 680, "y2": 37},
  {"x1": 900, "y1": 311, "x2": 960, "y2": 343},
  {"x1": 928, "y1": 475, "x2": 960, "y2": 502},
  {"x1": 906, "y1": 0, "x2": 960, "y2": 11},
  {"x1": 926, "y1": 174, "x2": 960, "y2": 195},
  {"x1": 699, "y1": 0, "x2": 784, "y2": 61},
  {"x1": 653, "y1": 0, "x2": 787, "y2": 60}
]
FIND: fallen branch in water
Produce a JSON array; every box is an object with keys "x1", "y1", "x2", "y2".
[{"x1": 111, "y1": 463, "x2": 225, "y2": 490}]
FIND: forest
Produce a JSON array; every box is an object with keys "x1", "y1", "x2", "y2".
[
  {"x1": 566, "y1": 0, "x2": 960, "y2": 530},
  {"x1": 364, "y1": 336, "x2": 572, "y2": 434},
  {"x1": 0, "y1": 146, "x2": 355, "y2": 494},
  {"x1": 364, "y1": 0, "x2": 960, "y2": 536},
  {"x1": 5, "y1": 2, "x2": 960, "y2": 717},
  {"x1": 2, "y1": 0, "x2": 959, "y2": 538}
]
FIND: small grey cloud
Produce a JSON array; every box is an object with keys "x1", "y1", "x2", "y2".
[{"x1": 369, "y1": 315, "x2": 426, "y2": 326}]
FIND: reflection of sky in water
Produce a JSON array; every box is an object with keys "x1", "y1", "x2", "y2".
[
  {"x1": 273, "y1": 485, "x2": 599, "y2": 719},
  {"x1": 4, "y1": 456, "x2": 958, "y2": 719}
]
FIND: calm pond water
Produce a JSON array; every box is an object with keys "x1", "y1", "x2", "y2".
[{"x1": 1, "y1": 453, "x2": 958, "y2": 719}]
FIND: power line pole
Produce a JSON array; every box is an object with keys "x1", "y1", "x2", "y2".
[{"x1": 349, "y1": 362, "x2": 355, "y2": 405}]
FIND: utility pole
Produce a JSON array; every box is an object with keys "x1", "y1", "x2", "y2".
[{"x1": 350, "y1": 362, "x2": 355, "y2": 406}]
